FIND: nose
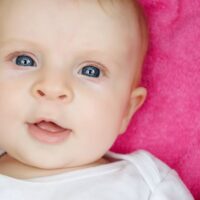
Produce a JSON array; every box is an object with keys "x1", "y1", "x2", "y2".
[{"x1": 31, "y1": 79, "x2": 73, "y2": 103}]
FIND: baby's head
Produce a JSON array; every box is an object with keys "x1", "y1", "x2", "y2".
[{"x1": 0, "y1": 0, "x2": 148, "y2": 171}]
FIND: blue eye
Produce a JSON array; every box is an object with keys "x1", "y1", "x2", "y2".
[
  {"x1": 15, "y1": 55, "x2": 35, "y2": 67},
  {"x1": 80, "y1": 65, "x2": 101, "y2": 78}
]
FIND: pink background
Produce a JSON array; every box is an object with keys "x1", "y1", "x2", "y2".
[{"x1": 112, "y1": 0, "x2": 200, "y2": 199}]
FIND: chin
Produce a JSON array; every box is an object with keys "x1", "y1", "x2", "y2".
[{"x1": 17, "y1": 153, "x2": 68, "y2": 170}]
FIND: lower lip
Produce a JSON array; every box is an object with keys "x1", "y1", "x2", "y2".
[{"x1": 27, "y1": 123, "x2": 71, "y2": 144}]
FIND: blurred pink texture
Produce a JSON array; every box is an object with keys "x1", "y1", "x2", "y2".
[{"x1": 111, "y1": 0, "x2": 200, "y2": 199}]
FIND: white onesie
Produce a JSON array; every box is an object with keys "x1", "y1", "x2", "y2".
[{"x1": 0, "y1": 150, "x2": 194, "y2": 200}]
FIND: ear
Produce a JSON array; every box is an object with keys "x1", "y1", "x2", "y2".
[{"x1": 119, "y1": 87, "x2": 147, "y2": 134}]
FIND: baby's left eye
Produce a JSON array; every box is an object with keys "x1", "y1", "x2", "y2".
[{"x1": 79, "y1": 65, "x2": 101, "y2": 78}]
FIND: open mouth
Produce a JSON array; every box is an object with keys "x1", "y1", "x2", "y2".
[
  {"x1": 27, "y1": 120, "x2": 71, "y2": 144},
  {"x1": 35, "y1": 120, "x2": 67, "y2": 133}
]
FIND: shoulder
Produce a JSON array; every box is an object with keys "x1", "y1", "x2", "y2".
[
  {"x1": 107, "y1": 150, "x2": 194, "y2": 200},
  {"x1": 108, "y1": 150, "x2": 169, "y2": 190},
  {"x1": 128, "y1": 150, "x2": 171, "y2": 185}
]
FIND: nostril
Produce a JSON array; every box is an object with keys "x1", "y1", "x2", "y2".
[
  {"x1": 34, "y1": 88, "x2": 69, "y2": 101},
  {"x1": 37, "y1": 90, "x2": 45, "y2": 97},
  {"x1": 58, "y1": 94, "x2": 67, "y2": 100}
]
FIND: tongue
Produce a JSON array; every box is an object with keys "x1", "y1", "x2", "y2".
[{"x1": 36, "y1": 121, "x2": 66, "y2": 133}]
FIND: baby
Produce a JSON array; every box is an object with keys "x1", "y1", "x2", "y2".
[{"x1": 0, "y1": 0, "x2": 194, "y2": 199}]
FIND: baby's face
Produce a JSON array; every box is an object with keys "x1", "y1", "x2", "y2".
[{"x1": 0, "y1": 0, "x2": 146, "y2": 170}]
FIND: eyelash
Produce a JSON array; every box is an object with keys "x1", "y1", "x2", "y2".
[
  {"x1": 8, "y1": 53, "x2": 105, "y2": 78},
  {"x1": 7, "y1": 52, "x2": 38, "y2": 68}
]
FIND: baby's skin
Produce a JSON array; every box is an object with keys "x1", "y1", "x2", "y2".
[{"x1": 0, "y1": 0, "x2": 147, "y2": 179}]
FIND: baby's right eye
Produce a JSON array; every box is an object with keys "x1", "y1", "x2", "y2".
[{"x1": 15, "y1": 55, "x2": 36, "y2": 67}]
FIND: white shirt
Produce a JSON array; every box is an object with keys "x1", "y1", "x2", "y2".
[{"x1": 0, "y1": 150, "x2": 194, "y2": 200}]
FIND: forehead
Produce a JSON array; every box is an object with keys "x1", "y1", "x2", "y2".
[{"x1": 0, "y1": 0, "x2": 141, "y2": 66}]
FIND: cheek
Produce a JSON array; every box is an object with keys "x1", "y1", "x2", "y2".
[
  {"x1": 75, "y1": 89, "x2": 129, "y2": 138},
  {"x1": 0, "y1": 81, "x2": 32, "y2": 137},
  {"x1": 0, "y1": 84, "x2": 24, "y2": 114},
  {"x1": 0, "y1": 73, "x2": 34, "y2": 104},
  {"x1": 0, "y1": 86, "x2": 22, "y2": 135},
  {"x1": 68, "y1": 94, "x2": 129, "y2": 163}
]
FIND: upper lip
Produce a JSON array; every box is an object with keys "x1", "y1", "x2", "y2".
[{"x1": 28, "y1": 117, "x2": 69, "y2": 130}]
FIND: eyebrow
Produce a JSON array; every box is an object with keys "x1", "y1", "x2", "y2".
[{"x1": 0, "y1": 38, "x2": 38, "y2": 50}]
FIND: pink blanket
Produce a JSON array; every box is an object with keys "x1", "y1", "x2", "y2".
[{"x1": 112, "y1": 0, "x2": 200, "y2": 199}]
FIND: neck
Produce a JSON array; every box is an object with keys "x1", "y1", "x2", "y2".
[{"x1": 0, "y1": 153, "x2": 109, "y2": 179}]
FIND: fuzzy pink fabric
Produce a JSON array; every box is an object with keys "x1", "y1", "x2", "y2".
[{"x1": 111, "y1": 0, "x2": 200, "y2": 199}]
